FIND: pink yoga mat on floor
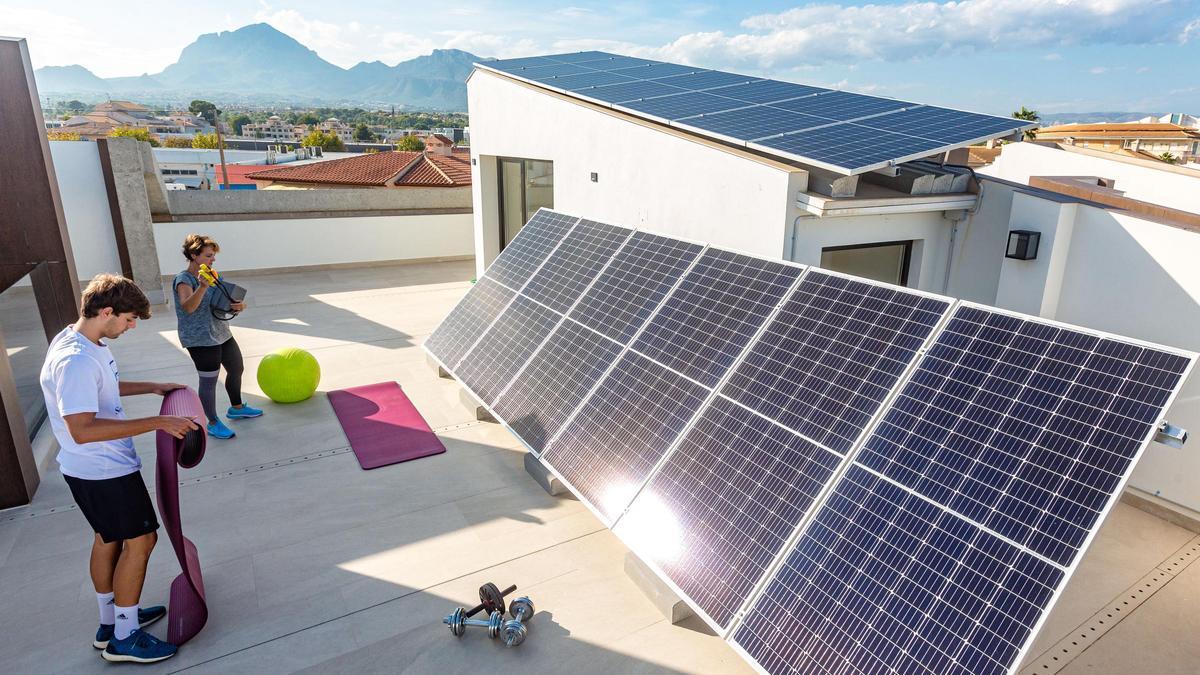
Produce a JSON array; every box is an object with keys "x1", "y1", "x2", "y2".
[
  {"x1": 328, "y1": 382, "x2": 446, "y2": 469},
  {"x1": 155, "y1": 387, "x2": 208, "y2": 646}
]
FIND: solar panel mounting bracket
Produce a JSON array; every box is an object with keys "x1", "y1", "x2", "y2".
[{"x1": 1155, "y1": 420, "x2": 1188, "y2": 449}]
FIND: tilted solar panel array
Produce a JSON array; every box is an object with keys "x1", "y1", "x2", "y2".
[
  {"x1": 424, "y1": 209, "x2": 1196, "y2": 675},
  {"x1": 475, "y1": 52, "x2": 1032, "y2": 174}
]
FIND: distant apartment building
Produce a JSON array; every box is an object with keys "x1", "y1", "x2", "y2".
[
  {"x1": 1138, "y1": 112, "x2": 1200, "y2": 129},
  {"x1": 241, "y1": 115, "x2": 305, "y2": 141},
  {"x1": 59, "y1": 100, "x2": 187, "y2": 140},
  {"x1": 1035, "y1": 122, "x2": 1200, "y2": 162},
  {"x1": 313, "y1": 117, "x2": 354, "y2": 143}
]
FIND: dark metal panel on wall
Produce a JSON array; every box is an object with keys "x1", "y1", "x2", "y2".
[{"x1": 0, "y1": 37, "x2": 82, "y2": 507}]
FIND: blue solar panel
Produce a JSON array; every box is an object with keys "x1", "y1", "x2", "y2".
[
  {"x1": 754, "y1": 124, "x2": 947, "y2": 171},
  {"x1": 735, "y1": 465, "x2": 1065, "y2": 675},
  {"x1": 656, "y1": 71, "x2": 760, "y2": 91},
  {"x1": 543, "y1": 351, "x2": 709, "y2": 522},
  {"x1": 858, "y1": 107, "x2": 1025, "y2": 145},
  {"x1": 548, "y1": 70, "x2": 640, "y2": 91},
  {"x1": 580, "y1": 79, "x2": 689, "y2": 103},
  {"x1": 854, "y1": 305, "x2": 1194, "y2": 566},
  {"x1": 520, "y1": 62, "x2": 597, "y2": 80},
  {"x1": 676, "y1": 107, "x2": 830, "y2": 141},
  {"x1": 723, "y1": 271, "x2": 950, "y2": 455},
  {"x1": 453, "y1": 296, "x2": 561, "y2": 405},
  {"x1": 478, "y1": 52, "x2": 1034, "y2": 174},
  {"x1": 618, "y1": 92, "x2": 749, "y2": 120},
  {"x1": 424, "y1": 277, "x2": 516, "y2": 370},
  {"x1": 544, "y1": 51, "x2": 617, "y2": 64},
  {"x1": 494, "y1": 318, "x2": 623, "y2": 453},
  {"x1": 484, "y1": 209, "x2": 578, "y2": 291},
  {"x1": 568, "y1": 231, "x2": 703, "y2": 344},
  {"x1": 617, "y1": 395, "x2": 842, "y2": 629},
  {"x1": 768, "y1": 90, "x2": 911, "y2": 121},
  {"x1": 708, "y1": 80, "x2": 829, "y2": 105},
  {"x1": 521, "y1": 218, "x2": 632, "y2": 314},
  {"x1": 632, "y1": 250, "x2": 802, "y2": 388},
  {"x1": 611, "y1": 63, "x2": 700, "y2": 80}
]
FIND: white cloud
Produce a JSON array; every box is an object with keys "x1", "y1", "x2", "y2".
[
  {"x1": 1090, "y1": 66, "x2": 1109, "y2": 74},
  {"x1": 649, "y1": 0, "x2": 1200, "y2": 69},
  {"x1": 1043, "y1": 53, "x2": 1063, "y2": 61}
]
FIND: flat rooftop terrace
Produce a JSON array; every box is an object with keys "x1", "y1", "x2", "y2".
[{"x1": 1, "y1": 261, "x2": 1199, "y2": 674}]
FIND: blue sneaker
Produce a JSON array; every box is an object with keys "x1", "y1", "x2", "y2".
[
  {"x1": 93, "y1": 606, "x2": 167, "y2": 649},
  {"x1": 207, "y1": 419, "x2": 236, "y2": 439},
  {"x1": 227, "y1": 404, "x2": 263, "y2": 419},
  {"x1": 101, "y1": 628, "x2": 177, "y2": 663}
]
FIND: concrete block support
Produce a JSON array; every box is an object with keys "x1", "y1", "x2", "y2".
[
  {"x1": 99, "y1": 138, "x2": 166, "y2": 304},
  {"x1": 458, "y1": 387, "x2": 495, "y2": 421},
  {"x1": 523, "y1": 452, "x2": 565, "y2": 496},
  {"x1": 806, "y1": 167, "x2": 860, "y2": 198},
  {"x1": 624, "y1": 551, "x2": 695, "y2": 624},
  {"x1": 426, "y1": 352, "x2": 453, "y2": 379}
]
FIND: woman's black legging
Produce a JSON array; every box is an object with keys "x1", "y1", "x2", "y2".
[{"x1": 185, "y1": 337, "x2": 244, "y2": 422}]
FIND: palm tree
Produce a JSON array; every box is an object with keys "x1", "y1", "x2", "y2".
[
  {"x1": 1159, "y1": 152, "x2": 1178, "y2": 164},
  {"x1": 1012, "y1": 106, "x2": 1040, "y2": 140}
]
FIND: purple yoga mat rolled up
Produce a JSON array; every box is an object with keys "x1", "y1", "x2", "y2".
[{"x1": 155, "y1": 387, "x2": 208, "y2": 645}]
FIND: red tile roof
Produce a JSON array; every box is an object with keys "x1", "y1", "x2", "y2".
[
  {"x1": 211, "y1": 164, "x2": 267, "y2": 185},
  {"x1": 244, "y1": 149, "x2": 471, "y2": 187},
  {"x1": 1037, "y1": 123, "x2": 1200, "y2": 140}
]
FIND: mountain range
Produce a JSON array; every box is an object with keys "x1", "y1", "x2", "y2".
[{"x1": 34, "y1": 23, "x2": 481, "y2": 111}]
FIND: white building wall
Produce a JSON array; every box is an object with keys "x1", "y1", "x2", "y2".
[
  {"x1": 1049, "y1": 208, "x2": 1200, "y2": 510},
  {"x1": 467, "y1": 71, "x2": 799, "y2": 277},
  {"x1": 153, "y1": 213, "x2": 474, "y2": 274},
  {"x1": 981, "y1": 142, "x2": 1200, "y2": 213},
  {"x1": 48, "y1": 141, "x2": 122, "y2": 282}
]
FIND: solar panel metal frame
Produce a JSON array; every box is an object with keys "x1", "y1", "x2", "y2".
[
  {"x1": 610, "y1": 268, "x2": 956, "y2": 636},
  {"x1": 724, "y1": 301, "x2": 1196, "y2": 674},
  {"x1": 472, "y1": 54, "x2": 1035, "y2": 175}
]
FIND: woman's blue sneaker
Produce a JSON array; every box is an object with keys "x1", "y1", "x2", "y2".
[
  {"x1": 227, "y1": 405, "x2": 263, "y2": 419},
  {"x1": 93, "y1": 606, "x2": 167, "y2": 649},
  {"x1": 101, "y1": 628, "x2": 177, "y2": 663},
  {"x1": 207, "y1": 419, "x2": 236, "y2": 439}
]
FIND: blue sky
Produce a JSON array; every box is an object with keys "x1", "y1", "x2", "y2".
[{"x1": 8, "y1": 0, "x2": 1200, "y2": 115}]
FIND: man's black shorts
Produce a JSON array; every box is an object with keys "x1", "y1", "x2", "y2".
[{"x1": 64, "y1": 471, "x2": 159, "y2": 543}]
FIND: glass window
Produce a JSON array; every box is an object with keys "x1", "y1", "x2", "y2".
[
  {"x1": 0, "y1": 275, "x2": 50, "y2": 439},
  {"x1": 497, "y1": 157, "x2": 554, "y2": 249},
  {"x1": 820, "y1": 241, "x2": 912, "y2": 287}
]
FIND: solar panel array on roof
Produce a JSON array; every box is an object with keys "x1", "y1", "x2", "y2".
[
  {"x1": 474, "y1": 52, "x2": 1033, "y2": 174},
  {"x1": 424, "y1": 208, "x2": 1195, "y2": 675}
]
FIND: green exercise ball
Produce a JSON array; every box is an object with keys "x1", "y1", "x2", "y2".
[{"x1": 257, "y1": 347, "x2": 321, "y2": 403}]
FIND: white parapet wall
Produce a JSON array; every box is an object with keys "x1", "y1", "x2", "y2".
[
  {"x1": 153, "y1": 212, "x2": 474, "y2": 274},
  {"x1": 46, "y1": 141, "x2": 123, "y2": 284}
]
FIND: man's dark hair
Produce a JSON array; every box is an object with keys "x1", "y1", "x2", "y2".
[{"x1": 80, "y1": 274, "x2": 151, "y2": 320}]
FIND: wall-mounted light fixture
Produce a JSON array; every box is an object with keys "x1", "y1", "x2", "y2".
[
  {"x1": 590, "y1": 172, "x2": 598, "y2": 183},
  {"x1": 1006, "y1": 230, "x2": 1040, "y2": 260}
]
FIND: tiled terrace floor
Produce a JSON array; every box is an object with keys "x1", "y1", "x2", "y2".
[{"x1": 1, "y1": 261, "x2": 1198, "y2": 674}]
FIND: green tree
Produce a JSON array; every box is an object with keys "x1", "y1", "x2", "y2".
[
  {"x1": 162, "y1": 136, "x2": 194, "y2": 148},
  {"x1": 47, "y1": 130, "x2": 81, "y2": 141},
  {"x1": 1012, "y1": 106, "x2": 1040, "y2": 140},
  {"x1": 1159, "y1": 152, "x2": 1178, "y2": 164},
  {"x1": 191, "y1": 132, "x2": 222, "y2": 149},
  {"x1": 62, "y1": 99, "x2": 87, "y2": 112},
  {"x1": 189, "y1": 99, "x2": 218, "y2": 126},
  {"x1": 109, "y1": 127, "x2": 160, "y2": 146},
  {"x1": 296, "y1": 113, "x2": 321, "y2": 126},
  {"x1": 228, "y1": 113, "x2": 253, "y2": 135},
  {"x1": 301, "y1": 130, "x2": 346, "y2": 152},
  {"x1": 395, "y1": 135, "x2": 424, "y2": 151},
  {"x1": 354, "y1": 123, "x2": 375, "y2": 142}
]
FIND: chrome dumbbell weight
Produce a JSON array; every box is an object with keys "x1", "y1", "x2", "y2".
[
  {"x1": 501, "y1": 596, "x2": 535, "y2": 647},
  {"x1": 443, "y1": 607, "x2": 505, "y2": 638}
]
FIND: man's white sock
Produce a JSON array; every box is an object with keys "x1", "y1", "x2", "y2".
[
  {"x1": 114, "y1": 604, "x2": 139, "y2": 640},
  {"x1": 97, "y1": 592, "x2": 115, "y2": 625}
]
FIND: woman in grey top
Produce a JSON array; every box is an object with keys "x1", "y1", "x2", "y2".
[{"x1": 174, "y1": 234, "x2": 262, "y2": 439}]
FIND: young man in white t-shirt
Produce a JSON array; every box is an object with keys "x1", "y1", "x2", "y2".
[{"x1": 40, "y1": 274, "x2": 198, "y2": 664}]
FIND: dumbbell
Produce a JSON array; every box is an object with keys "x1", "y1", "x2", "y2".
[
  {"x1": 465, "y1": 583, "x2": 517, "y2": 618},
  {"x1": 501, "y1": 596, "x2": 535, "y2": 647},
  {"x1": 443, "y1": 607, "x2": 505, "y2": 638}
]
